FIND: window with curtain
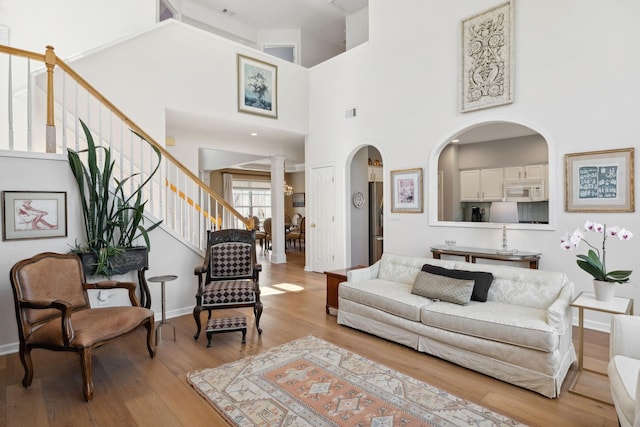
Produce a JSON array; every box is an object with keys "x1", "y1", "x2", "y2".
[{"x1": 232, "y1": 180, "x2": 271, "y2": 223}]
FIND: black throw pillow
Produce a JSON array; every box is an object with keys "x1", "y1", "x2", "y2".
[{"x1": 421, "y1": 264, "x2": 493, "y2": 302}]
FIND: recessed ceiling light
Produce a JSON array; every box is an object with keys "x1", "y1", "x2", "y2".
[
  {"x1": 250, "y1": 132, "x2": 258, "y2": 136},
  {"x1": 451, "y1": 139, "x2": 460, "y2": 143}
]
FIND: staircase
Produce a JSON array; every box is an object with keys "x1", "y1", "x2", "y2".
[{"x1": 0, "y1": 44, "x2": 253, "y2": 252}]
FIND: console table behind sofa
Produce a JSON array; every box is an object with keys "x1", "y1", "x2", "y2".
[{"x1": 430, "y1": 245, "x2": 541, "y2": 269}]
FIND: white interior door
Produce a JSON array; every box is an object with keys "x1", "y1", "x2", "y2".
[{"x1": 310, "y1": 165, "x2": 335, "y2": 272}]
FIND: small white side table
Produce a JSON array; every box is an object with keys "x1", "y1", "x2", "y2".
[
  {"x1": 148, "y1": 275, "x2": 178, "y2": 344},
  {"x1": 569, "y1": 291, "x2": 634, "y2": 403}
]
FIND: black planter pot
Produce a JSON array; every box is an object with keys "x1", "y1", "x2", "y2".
[
  {"x1": 77, "y1": 246, "x2": 149, "y2": 277},
  {"x1": 77, "y1": 246, "x2": 151, "y2": 309}
]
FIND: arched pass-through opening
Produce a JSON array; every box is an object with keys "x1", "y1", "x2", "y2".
[{"x1": 431, "y1": 121, "x2": 554, "y2": 230}]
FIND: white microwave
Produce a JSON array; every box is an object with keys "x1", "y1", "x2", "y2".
[{"x1": 504, "y1": 181, "x2": 545, "y2": 202}]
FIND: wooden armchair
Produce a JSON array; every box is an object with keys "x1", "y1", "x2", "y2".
[
  {"x1": 193, "y1": 229, "x2": 263, "y2": 341},
  {"x1": 9, "y1": 252, "x2": 156, "y2": 401}
]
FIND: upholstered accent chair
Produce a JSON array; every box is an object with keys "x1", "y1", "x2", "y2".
[
  {"x1": 608, "y1": 314, "x2": 640, "y2": 427},
  {"x1": 193, "y1": 229, "x2": 263, "y2": 341},
  {"x1": 9, "y1": 252, "x2": 156, "y2": 401}
]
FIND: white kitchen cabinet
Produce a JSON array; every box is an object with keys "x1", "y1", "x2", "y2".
[
  {"x1": 480, "y1": 168, "x2": 504, "y2": 200},
  {"x1": 368, "y1": 166, "x2": 383, "y2": 182},
  {"x1": 504, "y1": 164, "x2": 547, "y2": 182},
  {"x1": 524, "y1": 164, "x2": 546, "y2": 181},
  {"x1": 460, "y1": 170, "x2": 481, "y2": 201},
  {"x1": 504, "y1": 166, "x2": 524, "y2": 181},
  {"x1": 460, "y1": 168, "x2": 503, "y2": 201}
]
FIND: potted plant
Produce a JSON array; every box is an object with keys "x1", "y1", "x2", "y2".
[
  {"x1": 68, "y1": 119, "x2": 162, "y2": 277},
  {"x1": 560, "y1": 220, "x2": 633, "y2": 301}
]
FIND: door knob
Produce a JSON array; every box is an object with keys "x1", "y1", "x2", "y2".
[{"x1": 311, "y1": 223, "x2": 316, "y2": 228}]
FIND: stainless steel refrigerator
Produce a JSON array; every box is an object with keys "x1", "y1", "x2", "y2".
[{"x1": 369, "y1": 182, "x2": 384, "y2": 265}]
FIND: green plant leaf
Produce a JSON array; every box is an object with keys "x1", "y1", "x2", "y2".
[
  {"x1": 68, "y1": 119, "x2": 163, "y2": 276},
  {"x1": 576, "y1": 259, "x2": 605, "y2": 281},
  {"x1": 605, "y1": 270, "x2": 632, "y2": 283}
]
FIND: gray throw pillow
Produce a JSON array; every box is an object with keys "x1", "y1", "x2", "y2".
[
  {"x1": 421, "y1": 264, "x2": 493, "y2": 302},
  {"x1": 411, "y1": 271, "x2": 475, "y2": 305}
]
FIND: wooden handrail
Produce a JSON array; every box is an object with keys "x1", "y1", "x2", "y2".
[
  {"x1": 0, "y1": 44, "x2": 251, "y2": 230},
  {"x1": 0, "y1": 44, "x2": 46, "y2": 61}
]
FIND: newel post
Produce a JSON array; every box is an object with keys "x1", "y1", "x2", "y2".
[{"x1": 44, "y1": 45, "x2": 56, "y2": 153}]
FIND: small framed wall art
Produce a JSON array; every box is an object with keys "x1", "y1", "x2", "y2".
[
  {"x1": 390, "y1": 168, "x2": 423, "y2": 213},
  {"x1": 237, "y1": 54, "x2": 278, "y2": 119},
  {"x1": 292, "y1": 193, "x2": 305, "y2": 207},
  {"x1": 2, "y1": 191, "x2": 67, "y2": 240},
  {"x1": 565, "y1": 148, "x2": 635, "y2": 212}
]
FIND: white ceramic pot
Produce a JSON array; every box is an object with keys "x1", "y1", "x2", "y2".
[{"x1": 593, "y1": 279, "x2": 617, "y2": 302}]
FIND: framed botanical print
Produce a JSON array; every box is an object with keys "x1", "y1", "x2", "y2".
[{"x1": 237, "y1": 54, "x2": 278, "y2": 119}]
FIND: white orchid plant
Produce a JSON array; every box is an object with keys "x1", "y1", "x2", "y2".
[{"x1": 560, "y1": 221, "x2": 633, "y2": 283}]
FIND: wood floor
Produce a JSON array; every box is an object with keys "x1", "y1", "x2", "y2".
[{"x1": 0, "y1": 249, "x2": 619, "y2": 426}]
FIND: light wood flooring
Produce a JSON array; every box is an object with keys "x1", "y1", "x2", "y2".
[{"x1": 0, "y1": 249, "x2": 619, "y2": 426}]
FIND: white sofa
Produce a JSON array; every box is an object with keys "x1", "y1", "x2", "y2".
[
  {"x1": 608, "y1": 314, "x2": 640, "y2": 427},
  {"x1": 337, "y1": 253, "x2": 576, "y2": 398}
]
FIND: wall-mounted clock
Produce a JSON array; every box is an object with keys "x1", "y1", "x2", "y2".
[{"x1": 352, "y1": 191, "x2": 365, "y2": 208}]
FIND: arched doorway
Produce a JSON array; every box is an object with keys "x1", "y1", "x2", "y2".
[{"x1": 349, "y1": 145, "x2": 384, "y2": 266}]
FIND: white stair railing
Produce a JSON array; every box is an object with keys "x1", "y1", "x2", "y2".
[{"x1": 0, "y1": 45, "x2": 252, "y2": 252}]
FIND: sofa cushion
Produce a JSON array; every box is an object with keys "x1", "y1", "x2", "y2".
[
  {"x1": 420, "y1": 301, "x2": 558, "y2": 352},
  {"x1": 339, "y1": 279, "x2": 433, "y2": 321},
  {"x1": 448, "y1": 262, "x2": 567, "y2": 309},
  {"x1": 608, "y1": 355, "x2": 639, "y2": 426},
  {"x1": 411, "y1": 271, "x2": 474, "y2": 305},
  {"x1": 377, "y1": 254, "x2": 456, "y2": 285},
  {"x1": 421, "y1": 264, "x2": 493, "y2": 302}
]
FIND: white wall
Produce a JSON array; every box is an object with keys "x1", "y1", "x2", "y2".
[
  {"x1": 66, "y1": 21, "x2": 309, "y2": 174},
  {"x1": 258, "y1": 29, "x2": 301, "y2": 64},
  {"x1": 346, "y1": 6, "x2": 369, "y2": 50},
  {"x1": 0, "y1": 0, "x2": 156, "y2": 58},
  {"x1": 301, "y1": 32, "x2": 345, "y2": 69},
  {"x1": 308, "y1": 0, "x2": 640, "y2": 330}
]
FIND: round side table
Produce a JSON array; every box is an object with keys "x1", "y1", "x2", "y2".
[{"x1": 148, "y1": 275, "x2": 178, "y2": 344}]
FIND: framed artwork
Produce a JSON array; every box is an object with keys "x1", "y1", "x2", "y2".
[
  {"x1": 391, "y1": 168, "x2": 423, "y2": 213},
  {"x1": 237, "y1": 54, "x2": 278, "y2": 119},
  {"x1": 565, "y1": 148, "x2": 635, "y2": 212},
  {"x1": 292, "y1": 193, "x2": 305, "y2": 207},
  {"x1": 2, "y1": 191, "x2": 67, "y2": 240},
  {"x1": 460, "y1": 1, "x2": 514, "y2": 112}
]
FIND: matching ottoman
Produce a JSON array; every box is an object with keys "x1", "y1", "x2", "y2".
[{"x1": 205, "y1": 316, "x2": 247, "y2": 347}]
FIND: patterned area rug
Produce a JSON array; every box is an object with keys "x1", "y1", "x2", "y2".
[{"x1": 188, "y1": 336, "x2": 526, "y2": 427}]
